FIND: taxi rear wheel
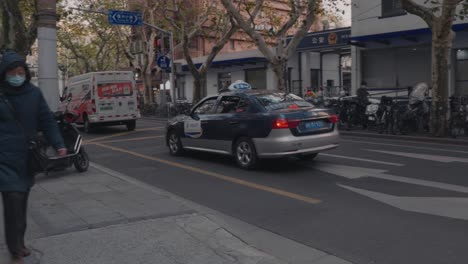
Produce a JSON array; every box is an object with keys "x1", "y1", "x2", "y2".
[
  {"x1": 168, "y1": 130, "x2": 183, "y2": 156},
  {"x1": 234, "y1": 137, "x2": 258, "y2": 170}
]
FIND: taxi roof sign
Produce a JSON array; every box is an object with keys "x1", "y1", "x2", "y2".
[{"x1": 228, "y1": 80, "x2": 252, "y2": 91}]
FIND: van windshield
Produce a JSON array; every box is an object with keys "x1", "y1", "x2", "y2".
[{"x1": 98, "y1": 83, "x2": 133, "y2": 97}]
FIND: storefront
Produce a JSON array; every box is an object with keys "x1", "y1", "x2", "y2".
[
  {"x1": 175, "y1": 27, "x2": 351, "y2": 102},
  {"x1": 288, "y1": 27, "x2": 351, "y2": 97},
  {"x1": 351, "y1": 23, "x2": 468, "y2": 97}
]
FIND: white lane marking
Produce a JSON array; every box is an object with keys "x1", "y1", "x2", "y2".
[
  {"x1": 315, "y1": 164, "x2": 388, "y2": 179},
  {"x1": 365, "y1": 149, "x2": 468, "y2": 163},
  {"x1": 319, "y1": 153, "x2": 404, "y2": 166},
  {"x1": 339, "y1": 184, "x2": 468, "y2": 221},
  {"x1": 343, "y1": 139, "x2": 468, "y2": 155},
  {"x1": 315, "y1": 163, "x2": 468, "y2": 194},
  {"x1": 343, "y1": 135, "x2": 468, "y2": 148}
]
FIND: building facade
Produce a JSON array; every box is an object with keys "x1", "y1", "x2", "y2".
[
  {"x1": 128, "y1": 0, "x2": 338, "y2": 102},
  {"x1": 176, "y1": 27, "x2": 351, "y2": 101},
  {"x1": 351, "y1": 0, "x2": 468, "y2": 97}
]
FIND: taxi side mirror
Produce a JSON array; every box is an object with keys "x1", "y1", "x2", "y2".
[{"x1": 190, "y1": 111, "x2": 200, "y2": 121}]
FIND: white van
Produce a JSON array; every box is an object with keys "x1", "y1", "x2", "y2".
[{"x1": 60, "y1": 71, "x2": 140, "y2": 132}]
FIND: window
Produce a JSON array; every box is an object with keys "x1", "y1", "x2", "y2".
[
  {"x1": 218, "y1": 72, "x2": 232, "y2": 91},
  {"x1": 189, "y1": 38, "x2": 198, "y2": 49},
  {"x1": 230, "y1": 40, "x2": 235, "y2": 50},
  {"x1": 193, "y1": 97, "x2": 217, "y2": 115},
  {"x1": 245, "y1": 68, "x2": 266, "y2": 90},
  {"x1": 254, "y1": 93, "x2": 313, "y2": 111},
  {"x1": 381, "y1": 0, "x2": 405, "y2": 18},
  {"x1": 216, "y1": 96, "x2": 250, "y2": 114},
  {"x1": 310, "y1": 69, "x2": 320, "y2": 91}
]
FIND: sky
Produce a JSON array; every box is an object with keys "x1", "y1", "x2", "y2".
[{"x1": 323, "y1": 0, "x2": 352, "y2": 26}]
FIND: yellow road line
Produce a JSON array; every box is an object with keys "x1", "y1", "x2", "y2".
[
  {"x1": 94, "y1": 143, "x2": 322, "y2": 205},
  {"x1": 86, "y1": 135, "x2": 165, "y2": 145},
  {"x1": 85, "y1": 127, "x2": 164, "y2": 144}
]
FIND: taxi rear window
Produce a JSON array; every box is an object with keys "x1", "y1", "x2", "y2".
[{"x1": 254, "y1": 93, "x2": 312, "y2": 110}]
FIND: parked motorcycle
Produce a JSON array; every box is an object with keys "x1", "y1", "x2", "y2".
[
  {"x1": 397, "y1": 82, "x2": 430, "y2": 135},
  {"x1": 365, "y1": 98, "x2": 380, "y2": 130},
  {"x1": 31, "y1": 111, "x2": 89, "y2": 174}
]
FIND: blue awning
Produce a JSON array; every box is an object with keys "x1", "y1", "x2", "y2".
[
  {"x1": 182, "y1": 57, "x2": 266, "y2": 71},
  {"x1": 351, "y1": 22, "x2": 468, "y2": 43}
]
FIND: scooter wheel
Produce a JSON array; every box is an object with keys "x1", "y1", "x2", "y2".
[{"x1": 74, "y1": 148, "x2": 89, "y2": 172}]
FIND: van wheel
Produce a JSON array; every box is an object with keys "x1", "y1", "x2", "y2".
[
  {"x1": 83, "y1": 116, "x2": 92, "y2": 133},
  {"x1": 126, "y1": 120, "x2": 136, "y2": 131},
  {"x1": 234, "y1": 137, "x2": 258, "y2": 170}
]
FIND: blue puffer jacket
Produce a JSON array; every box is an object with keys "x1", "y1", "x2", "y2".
[{"x1": 0, "y1": 52, "x2": 65, "y2": 192}]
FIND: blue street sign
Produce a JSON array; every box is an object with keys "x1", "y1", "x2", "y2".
[
  {"x1": 108, "y1": 10, "x2": 143, "y2": 26},
  {"x1": 157, "y1": 56, "x2": 171, "y2": 69}
]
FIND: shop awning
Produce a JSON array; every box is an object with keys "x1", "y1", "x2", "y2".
[
  {"x1": 181, "y1": 57, "x2": 267, "y2": 71},
  {"x1": 350, "y1": 22, "x2": 468, "y2": 47}
]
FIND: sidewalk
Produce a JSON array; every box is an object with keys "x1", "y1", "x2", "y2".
[{"x1": 0, "y1": 163, "x2": 352, "y2": 264}]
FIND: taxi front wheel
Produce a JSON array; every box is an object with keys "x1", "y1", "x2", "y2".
[
  {"x1": 234, "y1": 137, "x2": 258, "y2": 170},
  {"x1": 168, "y1": 130, "x2": 183, "y2": 156}
]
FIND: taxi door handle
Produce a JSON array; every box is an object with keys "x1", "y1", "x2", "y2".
[
  {"x1": 229, "y1": 121, "x2": 239, "y2": 124},
  {"x1": 201, "y1": 121, "x2": 209, "y2": 124}
]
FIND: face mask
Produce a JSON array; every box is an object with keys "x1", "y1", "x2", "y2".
[{"x1": 6, "y1": 75, "x2": 26, "y2": 87}]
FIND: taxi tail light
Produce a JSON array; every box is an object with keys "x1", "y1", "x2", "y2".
[
  {"x1": 272, "y1": 118, "x2": 300, "y2": 129},
  {"x1": 328, "y1": 114, "x2": 339, "y2": 124}
]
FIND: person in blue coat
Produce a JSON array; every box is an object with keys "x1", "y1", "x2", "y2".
[{"x1": 0, "y1": 51, "x2": 67, "y2": 264}]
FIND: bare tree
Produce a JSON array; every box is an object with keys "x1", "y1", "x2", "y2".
[
  {"x1": 0, "y1": 0, "x2": 39, "y2": 56},
  {"x1": 163, "y1": 0, "x2": 238, "y2": 103},
  {"x1": 401, "y1": 0, "x2": 465, "y2": 137},
  {"x1": 220, "y1": 0, "x2": 324, "y2": 91},
  {"x1": 57, "y1": 0, "x2": 132, "y2": 77}
]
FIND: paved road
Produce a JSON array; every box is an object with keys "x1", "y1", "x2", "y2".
[{"x1": 83, "y1": 119, "x2": 468, "y2": 264}]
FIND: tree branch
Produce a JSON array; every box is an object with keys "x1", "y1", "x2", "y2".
[
  {"x1": 199, "y1": 19, "x2": 239, "y2": 75},
  {"x1": 280, "y1": 0, "x2": 318, "y2": 59},
  {"x1": 276, "y1": 0, "x2": 304, "y2": 37},
  {"x1": 220, "y1": 0, "x2": 276, "y2": 62},
  {"x1": 401, "y1": 0, "x2": 436, "y2": 28}
]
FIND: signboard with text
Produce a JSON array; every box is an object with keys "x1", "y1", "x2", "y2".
[
  {"x1": 294, "y1": 28, "x2": 351, "y2": 50},
  {"x1": 108, "y1": 10, "x2": 143, "y2": 26},
  {"x1": 98, "y1": 83, "x2": 133, "y2": 97}
]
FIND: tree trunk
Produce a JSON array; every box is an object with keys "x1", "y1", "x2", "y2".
[
  {"x1": 192, "y1": 75, "x2": 206, "y2": 104},
  {"x1": 143, "y1": 72, "x2": 154, "y2": 105},
  {"x1": 271, "y1": 61, "x2": 287, "y2": 91},
  {"x1": 430, "y1": 31, "x2": 452, "y2": 137}
]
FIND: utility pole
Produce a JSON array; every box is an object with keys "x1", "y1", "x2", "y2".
[{"x1": 37, "y1": 0, "x2": 59, "y2": 111}]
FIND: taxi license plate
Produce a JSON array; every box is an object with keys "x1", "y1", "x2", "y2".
[{"x1": 303, "y1": 120, "x2": 326, "y2": 131}]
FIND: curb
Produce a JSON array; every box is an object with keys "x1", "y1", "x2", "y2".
[{"x1": 340, "y1": 130, "x2": 468, "y2": 145}]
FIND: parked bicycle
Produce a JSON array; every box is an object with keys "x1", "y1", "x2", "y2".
[{"x1": 449, "y1": 96, "x2": 468, "y2": 138}]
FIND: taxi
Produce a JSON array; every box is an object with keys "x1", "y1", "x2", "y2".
[{"x1": 165, "y1": 81, "x2": 340, "y2": 169}]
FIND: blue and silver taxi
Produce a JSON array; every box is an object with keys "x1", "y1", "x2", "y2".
[{"x1": 165, "y1": 81, "x2": 340, "y2": 169}]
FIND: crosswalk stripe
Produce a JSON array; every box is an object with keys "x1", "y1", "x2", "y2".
[
  {"x1": 320, "y1": 153, "x2": 404, "y2": 166},
  {"x1": 365, "y1": 149, "x2": 468, "y2": 163},
  {"x1": 343, "y1": 139, "x2": 468, "y2": 154}
]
